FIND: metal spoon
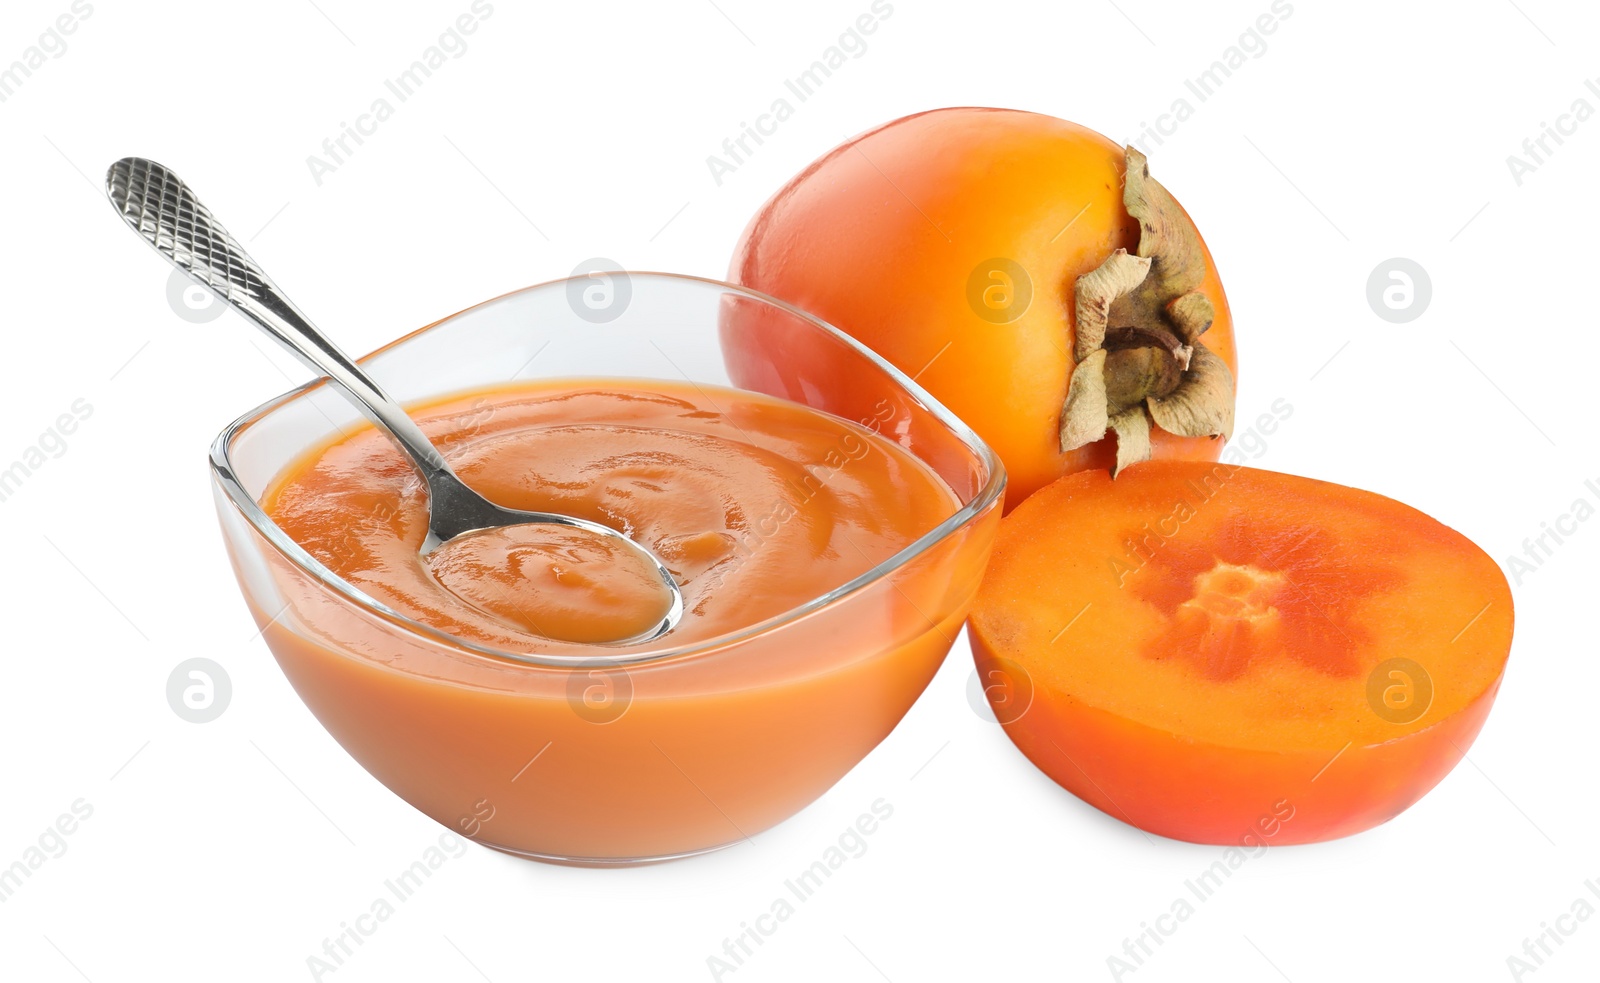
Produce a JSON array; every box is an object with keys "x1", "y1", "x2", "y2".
[{"x1": 106, "y1": 157, "x2": 684, "y2": 642}]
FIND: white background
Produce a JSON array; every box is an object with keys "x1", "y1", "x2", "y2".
[{"x1": 1, "y1": 1, "x2": 1595, "y2": 980}]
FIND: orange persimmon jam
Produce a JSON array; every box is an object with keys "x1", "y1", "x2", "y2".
[
  {"x1": 264, "y1": 380, "x2": 957, "y2": 648},
  {"x1": 249, "y1": 378, "x2": 980, "y2": 863},
  {"x1": 424, "y1": 525, "x2": 673, "y2": 644}
]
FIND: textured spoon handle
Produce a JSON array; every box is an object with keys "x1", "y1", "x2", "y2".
[
  {"x1": 107, "y1": 157, "x2": 275, "y2": 307},
  {"x1": 106, "y1": 157, "x2": 450, "y2": 476},
  {"x1": 106, "y1": 158, "x2": 686, "y2": 635}
]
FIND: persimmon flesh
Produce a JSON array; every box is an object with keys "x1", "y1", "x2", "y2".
[
  {"x1": 729, "y1": 107, "x2": 1237, "y2": 511},
  {"x1": 969, "y1": 462, "x2": 1513, "y2": 845}
]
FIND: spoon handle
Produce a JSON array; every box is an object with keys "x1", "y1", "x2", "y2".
[{"x1": 105, "y1": 157, "x2": 450, "y2": 477}]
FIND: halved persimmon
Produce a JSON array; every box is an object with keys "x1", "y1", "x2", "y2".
[{"x1": 969, "y1": 461, "x2": 1513, "y2": 845}]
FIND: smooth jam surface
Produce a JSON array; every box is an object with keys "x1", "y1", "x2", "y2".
[{"x1": 263, "y1": 379, "x2": 959, "y2": 648}]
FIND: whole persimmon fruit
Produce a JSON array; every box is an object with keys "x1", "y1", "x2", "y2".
[{"x1": 728, "y1": 107, "x2": 1237, "y2": 510}]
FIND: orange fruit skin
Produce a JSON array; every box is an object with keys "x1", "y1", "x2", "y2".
[
  {"x1": 729, "y1": 107, "x2": 1237, "y2": 512},
  {"x1": 972, "y1": 648, "x2": 1503, "y2": 845},
  {"x1": 968, "y1": 462, "x2": 1514, "y2": 846}
]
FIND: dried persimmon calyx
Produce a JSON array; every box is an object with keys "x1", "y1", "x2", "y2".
[{"x1": 1060, "y1": 147, "x2": 1235, "y2": 473}]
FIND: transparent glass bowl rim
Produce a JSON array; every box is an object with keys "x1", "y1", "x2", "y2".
[{"x1": 209, "y1": 271, "x2": 1007, "y2": 669}]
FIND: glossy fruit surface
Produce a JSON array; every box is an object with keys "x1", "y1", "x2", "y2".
[
  {"x1": 730, "y1": 107, "x2": 1237, "y2": 510},
  {"x1": 969, "y1": 461, "x2": 1513, "y2": 844}
]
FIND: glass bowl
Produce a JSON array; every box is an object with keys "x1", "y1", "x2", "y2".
[{"x1": 211, "y1": 272, "x2": 1004, "y2": 865}]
